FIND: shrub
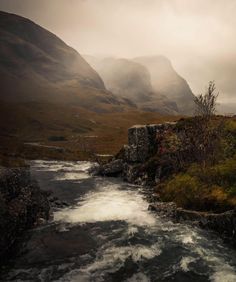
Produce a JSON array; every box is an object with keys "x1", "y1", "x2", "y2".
[
  {"x1": 158, "y1": 156, "x2": 236, "y2": 212},
  {"x1": 159, "y1": 174, "x2": 205, "y2": 209}
]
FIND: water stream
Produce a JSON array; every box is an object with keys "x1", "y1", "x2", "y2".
[{"x1": 3, "y1": 160, "x2": 236, "y2": 282}]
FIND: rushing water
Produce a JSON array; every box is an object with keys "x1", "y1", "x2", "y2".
[{"x1": 3, "y1": 161, "x2": 236, "y2": 282}]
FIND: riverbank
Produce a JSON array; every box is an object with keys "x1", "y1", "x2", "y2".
[
  {"x1": 2, "y1": 160, "x2": 236, "y2": 281},
  {"x1": 94, "y1": 117, "x2": 236, "y2": 243},
  {"x1": 148, "y1": 201, "x2": 236, "y2": 245}
]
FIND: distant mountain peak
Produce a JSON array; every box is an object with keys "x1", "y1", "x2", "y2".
[
  {"x1": 0, "y1": 11, "x2": 137, "y2": 113},
  {"x1": 85, "y1": 54, "x2": 195, "y2": 115},
  {"x1": 134, "y1": 55, "x2": 195, "y2": 114}
]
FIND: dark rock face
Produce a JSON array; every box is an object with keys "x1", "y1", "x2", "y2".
[
  {"x1": 0, "y1": 166, "x2": 50, "y2": 263},
  {"x1": 149, "y1": 202, "x2": 236, "y2": 244},
  {"x1": 96, "y1": 122, "x2": 176, "y2": 184},
  {"x1": 92, "y1": 159, "x2": 124, "y2": 177},
  {"x1": 125, "y1": 125, "x2": 156, "y2": 163},
  {"x1": 124, "y1": 122, "x2": 175, "y2": 163}
]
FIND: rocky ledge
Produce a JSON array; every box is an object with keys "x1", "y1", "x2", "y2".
[
  {"x1": 0, "y1": 166, "x2": 50, "y2": 264},
  {"x1": 149, "y1": 202, "x2": 236, "y2": 244},
  {"x1": 92, "y1": 122, "x2": 176, "y2": 185},
  {"x1": 94, "y1": 122, "x2": 236, "y2": 244}
]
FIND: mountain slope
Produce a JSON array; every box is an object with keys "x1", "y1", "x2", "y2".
[
  {"x1": 0, "y1": 11, "x2": 132, "y2": 112},
  {"x1": 88, "y1": 57, "x2": 152, "y2": 103},
  {"x1": 134, "y1": 56, "x2": 195, "y2": 114},
  {"x1": 85, "y1": 56, "x2": 179, "y2": 115}
]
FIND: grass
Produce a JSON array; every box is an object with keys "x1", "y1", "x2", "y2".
[
  {"x1": 0, "y1": 101, "x2": 179, "y2": 163},
  {"x1": 158, "y1": 117, "x2": 236, "y2": 212}
]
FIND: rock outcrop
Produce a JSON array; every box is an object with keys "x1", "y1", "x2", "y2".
[
  {"x1": 149, "y1": 202, "x2": 236, "y2": 244},
  {"x1": 0, "y1": 166, "x2": 50, "y2": 263},
  {"x1": 96, "y1": 122, "x2": 176, "y2": 185},
  {"x1": 96, "y1": 121, "x2": 236, "y2": 243},
  {"x1": 124, "y1": 122, "x2": 175, "y2": 163}
]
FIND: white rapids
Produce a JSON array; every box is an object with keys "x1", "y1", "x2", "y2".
[{"x1": 3, "y1": 160, "x2": 236, "y2": 282}]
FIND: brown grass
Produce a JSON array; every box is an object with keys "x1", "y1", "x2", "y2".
[{"x1": 0, "y1": 102, "x2": 180, "y2": 162}]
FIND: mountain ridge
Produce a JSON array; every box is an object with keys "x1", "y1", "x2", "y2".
[
  {"x1": 84, "y1": 55, "x2": 194, "y2": 115},
  {"x1": 134, "y1": 55, "x2": 195, "y2": 114},
  {"x1": 0, "y1": 11, "x2": 136, "y2": 113}
]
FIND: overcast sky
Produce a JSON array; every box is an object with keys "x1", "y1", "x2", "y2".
[{"x1": 0, "y1": 0, "x2": 235, "y2": 103}]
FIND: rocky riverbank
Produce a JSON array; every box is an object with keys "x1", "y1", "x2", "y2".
[
  {"x1": 149, "y1": 202, "x2": 236, "y2": 244},
  {"x1": 0, "y1": 166, "x2": 50, "y2": 265},
  {"x1": 93, "y1": 121, "x2": 236, "y2": 245}
]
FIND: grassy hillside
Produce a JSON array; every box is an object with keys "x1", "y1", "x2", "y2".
[{"x1": 0, "y1": 102, "x2": 178, "y2": 163}]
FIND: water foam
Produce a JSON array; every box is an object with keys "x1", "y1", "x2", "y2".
[{"x1": 54, "y1": 184, "x2": 156, "y2": 226}]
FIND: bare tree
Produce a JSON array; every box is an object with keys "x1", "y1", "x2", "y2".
[
  {"x1": 194, "y1": 81, "x2": 218, "y2": 118},
  {"x1": 179, "y1": 82, "x2": 224, "y2": 168}
]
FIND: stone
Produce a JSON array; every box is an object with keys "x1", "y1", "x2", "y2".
[
  {"x1": 98, "y1": 159, "x2": 124, "y2": 177},
  {"x1": 124, "y1": 122, "x2": 176, "y2": 163},
  {"x1": 149, "y1": 202, "x2": 236, "y2": 244},
  {"x1": 0, "y1": 166, "x2": 50, "y2": 263},
  {"x1": 124, "y1": 125, "x2": 156, "y2": 163}
]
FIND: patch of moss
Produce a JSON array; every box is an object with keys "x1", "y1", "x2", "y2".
[{"x1": 159, "y1": 155, "x2": 236, "y2": 212}]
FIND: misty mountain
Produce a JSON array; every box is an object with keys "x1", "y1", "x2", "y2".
[
  {"x1": 134, "y1": 56, "x2": 195, "y2": 114},
  {"x1": 85, "y1": 56, "x2": 179, "y2": 115},
  {"x1": 0, "y1": 11, "x2": 132, "y2": 112},
  {"x1": 86, "y1": 57, "x2": 153, "y2": 102}
]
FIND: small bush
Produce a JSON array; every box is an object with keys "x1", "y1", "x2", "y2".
[
  {"x1": 224, "y1": 119, "x2": 236, "y2": 135},
  {"x1": 159, "y1": 174, "x2": 205, "y2": 209},
  {"x1": 159, "y1": 157, "x2": 236, "y2": 212}
]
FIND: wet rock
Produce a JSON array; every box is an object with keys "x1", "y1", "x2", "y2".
[
  {"x1": 0, "y1": 166, "x2": 50, "y2": 263},
  {"x1": 123, "y1": 163, "x2": 140, "y2": 183},
  {"x1": 52, "y1": 200, "x2": 69, "y2": 209},
  {"x1": 124, "y1": 124, "x2": 158, "y2": 163},
  {"x1": 95, "y1": 122, "x2": 176, "y2": 180},
  {"x1": 96, "y1": 159, "x2": 124, "y2": 177},
  {"x1": 10, "y1": 224, "x2": 97, "y2": 268},
  {"x1": 148, "y1": 202, "x2": 177, "y2": 217},
  {"x1": 108, "y1": 256, "x2": 139, "y2": 281},
  {"x1": 88, "y1": 163, "x2": 101, "y2": 176},
  {"x1": 149, "y1": 202, "x2": 236, "y2": 243},
  {"x1": 124, "y1": 122, "x2": 176, "y2": 163}
]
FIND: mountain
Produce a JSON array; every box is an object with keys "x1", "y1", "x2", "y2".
[
  {"x1": 134, "y1": 56, "x2": 195, "y2": 114},
  {"x1": 86, "y1": 57, "x2": 153, "y2": 103},
  {"x1": 0, "y1": 11, "x2": 132, "y2": 112},
  {"x1": 85, "y1": 56, "x2": 179, "y2": 115}
]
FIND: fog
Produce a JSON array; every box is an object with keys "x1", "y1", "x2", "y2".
[{"x1": 0, "y1": 0, "x2": 235, "y2": 104}]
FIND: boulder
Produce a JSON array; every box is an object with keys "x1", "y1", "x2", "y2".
[
  {"x1": 0, "y1": 166, "x2": 50, "y2": 263},
  {"x1": 124, "y1": 122, "x2": 176, "y2": 163},
  {"x1": 124, "y1": 124, "x2": 158, "y2": 162},
  {"x1": 97, "y1": 159, "x2": 124, "y2": 177}
]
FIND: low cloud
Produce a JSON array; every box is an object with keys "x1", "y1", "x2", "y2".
[{"x1": 0, "y1": 0, "x2": 235, "y2": 102}]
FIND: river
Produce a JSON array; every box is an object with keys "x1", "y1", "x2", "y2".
[{"x1": 3, "y1": 160, "x2": 236, "y2": 282}]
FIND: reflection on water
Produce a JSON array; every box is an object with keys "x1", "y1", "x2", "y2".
[{"x1": 3, "y1": 160, "x2": 236, "y2": 282}]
